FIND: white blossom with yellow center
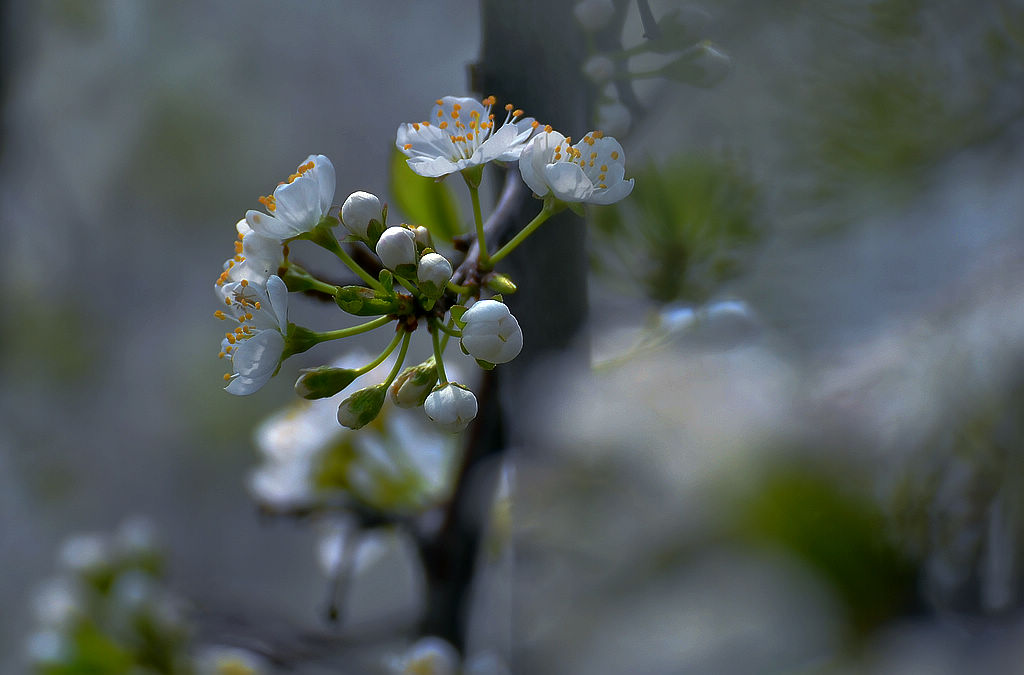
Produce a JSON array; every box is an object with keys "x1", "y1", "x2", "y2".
[
  {"x1": 215, "y1": 219, "x2": 283, "y2": 290},
  {"x1": 245, "y1": 154, "x2": 335, "y2": 240},
  {"x1": 396, "y1": 96, "x2": 534, "y2": 178},
  {"x1": 519, "y1": 128, "x2": 634, "y2": 205},
  {"x1": 215, "y1": 275, "x2": 288, "y2": 395}
]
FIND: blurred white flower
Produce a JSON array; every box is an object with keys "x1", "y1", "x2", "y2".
[
  {"x1": 194, "y1": 645, "x2": 271, "y2": 675},
  {"x1": 583, "y1": 55, "x2": 616, "y2": 84},
  {"x1": 396, "y1": 96, "x2": 534, "y2": 178},
  {"x1": 388, "y1": 636, "x2": 460, "y2": 675},
  {"x1": 573, "y1": 0, "x2": 615, "y2": 31},
  {"x1": 31, "y1": 579, "x2": 80, "y2": 628},
  {"x1": 58, "y1": 533, "x2": 110, "y2": 573},
  {"x1": 424, "y1": 383, "x2": 478, "y2": 433},
  {"x1": 216, "y1": 275, "x2": 289, "y2": 395},
  {"x1": 519, "y1": 128, "x2": 634, "y2": 205},
  {"x1": 597, "y1": 102, "x2": 631, "y2": 138},
  {"x1": 245, "y1": 154, "x2": 335, "y2": 240},
  {"x1": 460, "y1": 299, "x2": 523, "y2": 364},
  {"x1": 251, "y1": 356, "x2": 456, "y2": 511}
]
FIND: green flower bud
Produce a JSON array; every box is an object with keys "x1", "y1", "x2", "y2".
[
  {"x1": 295, "y1": 366, "x2": 360, "y2": 399},
  {"x1": 389, "y1": 357, "x2": 439, "y2": 408},
  {"x1": 337, "y1": 383, "x2": 387, "y2": 430}
]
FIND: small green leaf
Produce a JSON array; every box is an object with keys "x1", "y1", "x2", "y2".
[
  {"x1": 389, "y1": 148, "x2": 462, "y2": 242},
  {"x1": 378, "y1": 269, "x2": 395, "y2": 291},
  {"x1": 475, "y1": 358, "x2": 495, "y2": 370},
  {"x1": 449, "y1": 304, "x2": 468, "y2": 327}
]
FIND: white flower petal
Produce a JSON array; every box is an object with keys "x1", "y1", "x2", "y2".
[
  {"x1": 272, "y1": 176, "x2": 321, "y2": 235},
  {"x1": 590, "y1": 177, "x2": 634, "y2": 205},
  {"x1": 266, "y1": 275, "x2": 289, "y2": 333},
  {"x1": 245, "y1": 209, "x2": 293, "y2": 240},
  {"x1": 304, "y1": 154, "x2": 336, "y2": 215},
  {"x1": 544, "y1": 162, "x2": 594, "y2": 202},
  {"x1": 230, "y1": 330, "x2": 284, "y2": 379}
]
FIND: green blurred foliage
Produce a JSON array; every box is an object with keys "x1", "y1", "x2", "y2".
[
  {"x1": 590, "y1": 154, "x2": 760, "y2": 304},
  {"x1": 734, "y1": 466, "x2": 919, "y2": 639},
  {"x1": 388, "y1": 149, "x2": 462, "y2": 243}
]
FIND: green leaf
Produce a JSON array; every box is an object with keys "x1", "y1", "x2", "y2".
[
  {"x1": 449, "y1": 304, "x2": 468, "y2": 327},
  {"x1": 389, "y1": 148, "x2": 462, "y2": 242}
]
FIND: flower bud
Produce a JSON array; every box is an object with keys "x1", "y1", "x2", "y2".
[
  {"x1": 375, "y1": 226, "x2": 418, "y2": 277},
  {"x1": 337, "y1": 383, "x2": 387, "y2": 429},
  {"x1": 424, "y1": 383, "x2": 478, "y2": 433},
  {"x1": 390, "y1": 358, "x2": 438, "y2": 408},
  {"x1": 295, "y1": 366, "x2": 360, "y2": 399},
  {"x1": 413, "y1": 225, "x2": 434, "y2": 249},
  {"x1": 460, "y1": 300, "x2": 523, "y2": 364},
  {"x1": 573, "y1": 0, "x2": 615, "y2": 31},
  {"x1": 583, "y1": 55, "x2": 616, "y2": 84},
  {"x1": 483, "y1": 273, "x2": 517, "y2": 295},
  {"x1": 417, "y1": 252, "x2": 453, "y2": 298},
  {"x1": 341, "y1": 191, "x2": 382, "y2": 239}
]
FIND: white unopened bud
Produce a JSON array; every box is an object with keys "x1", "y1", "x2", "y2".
[
  {"x1": 583, "y1": 55, "x2": 616, "y2": 84},
  {"x1": 341, "y1": 191, "x2": 382, "y2": 239},
  {"x1": 390, "y1": 358, "x2": 438, "y2": 408},
  {"x1": 460, "y1": 300, "x2": 523, "y2": 364},
  {"x1": 573, "y1": 0, "x2": 615, "y2": 31},
  {"x1": 413, "y1": 225, "x2": 434, "y2": 249},
  {"x1": 375, "y1": 227, "x2": 418, "y2": 274},
  {"x1": 417, "y1": 252, "x2": 453, "y2": 297},
  {"x1": 424, "y1": 383, "x2": 478, "y2": 433}
]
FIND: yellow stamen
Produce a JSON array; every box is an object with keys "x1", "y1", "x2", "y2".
[{"x1": 611, "y1": 151, "x2": 619, "y2": 159}]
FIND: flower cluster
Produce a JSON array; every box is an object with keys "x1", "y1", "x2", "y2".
[
  {"x1": 213, "y1": 95, "x2": 633, "y2": 435},
  {"x1": 26, "y1": 519, "x2": 270, "y2": 674}
]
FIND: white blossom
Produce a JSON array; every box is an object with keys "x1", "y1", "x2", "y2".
[
  {"x1": 245, "y1": 154, "x2": 335, "y2": 240},
  {"x1": 216, "y1": 275, "x2": 289, "y2": 396},
  {"x1": 376, "y1": 226, "x2": 418, "y2": 272},
  {"x1": 424, "y1": 383, "x2": 478, "y2": 433},
  {"x1": 396, "y1": 96, "x2": 534, "y2": 178},
  {"x1": 460, "y1": 299, "x2": 523, "y2": 364},
  {"x1": 573, "y1": 0, "x2": 615, "y2": 31},
  {"x1": 519, "y1": 128, "x2": 634, "y2": 205},
  {"x1": 216, "y1": 219, "x2": 283, "y2": 290},
  {"x1": 341, "y1": 190, "x2": 382, "y2": 239}
]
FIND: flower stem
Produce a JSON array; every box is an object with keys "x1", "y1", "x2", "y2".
[
  {"x1": 468, "y1": 183, "x2": 492, "y2": 271},
  {"x1": 431, "y1": 319, "x2": 449, "y2": 385},
  {"x1": 307, "y1": 226, "x2": 386, "y2": 293},
  {"x1": 315, "y1": 315, "x2": 392, "y2": 342},
  {"x1": 489, "y1": 199, "x2": 560, "y2": 265},
  {"x1": 396, "y1": 275, "x2": 420, "y2": 296},
  {"x1": 447, "y1": 280, "x2": 474, "y2": 295},
  {"x1": 359, "y1": 329, "x2": 403, "y2": 374},
  {"x1": 434, "y1": 320, "x2": 462, "y2": 338},
  {"x1": 383, "y1": 331, "x2": 412, "y2": 387}
]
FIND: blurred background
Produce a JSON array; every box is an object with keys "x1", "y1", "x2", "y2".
[{"x1": 4, "y1": 0, "x2": 1024, "y2": 673}]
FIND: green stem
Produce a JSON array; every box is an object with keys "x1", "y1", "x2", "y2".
[
  {"x1": 447, "y1": 280, "x2": 474, "y2": 295},
  {"x1": 315, "y1": 315, "x2": 392, "y2": 342},
  {"x1": 306, "y1": 278, "x2": 343, "y2": 296},
  {"x1": 383, "y1": 331, "x2": 412, "y2": 387},
  {"x1": 397, "y1": 275, "x2": 420, "y2": 296},
  {"x1": 468, "y1": 183, "x2": 491, "y2": 270},
  {"x1": 358, "y1": 329, "x2": 403, "y2": 375},
  {"x1": 431, "y1": 319, "x2": 449, "y2": 385},
  {"x1": 489, "y1": 200, "x2": 560, "y2": 265},
  {"x1": 435, "y1": 320, "x2": 462, "y2": 338},
  {"x1": 308, "y1": 226, "x2": 386, "y2": 292}
]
